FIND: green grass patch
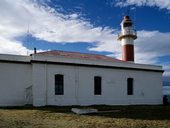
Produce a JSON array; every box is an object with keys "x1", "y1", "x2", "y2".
[{"x1": 0, "y1": 105, "x2": 170, "y2": 128}]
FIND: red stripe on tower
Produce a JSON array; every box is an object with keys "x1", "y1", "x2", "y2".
[{"x1": 122, "y1": 44, "x2": 134, "y2": 62}]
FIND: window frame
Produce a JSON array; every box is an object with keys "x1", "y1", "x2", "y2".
[
  {"x1": 127, "y1": 78, "x2": 133, "y2": 95},
  {"x1": 94, "y1": 76, "x2": 102, "y2": 95},
  {"x1": 55, "y1": 74, "x2": 64, "y2": 95}
]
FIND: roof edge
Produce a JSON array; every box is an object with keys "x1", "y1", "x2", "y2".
[{"x1": 31, "y1": 60, "x2": 164, "y2": 73}]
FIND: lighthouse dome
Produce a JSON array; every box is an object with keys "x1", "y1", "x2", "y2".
[{"x1": 122, "y1": 15, "x2": 133, "y2": 27}]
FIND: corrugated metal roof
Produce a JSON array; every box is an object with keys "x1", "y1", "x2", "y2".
[{"x1": 35, "y1": 50, "x2": 123, "y2": 63}]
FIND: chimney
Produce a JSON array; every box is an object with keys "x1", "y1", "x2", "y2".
[{"x1": 34, "y1": 48, "x2": 37, "y2": 54}]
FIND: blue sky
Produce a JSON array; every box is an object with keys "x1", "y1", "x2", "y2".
[{"x1": 0, "y1": 0, "x2": 170, "y2": 83}]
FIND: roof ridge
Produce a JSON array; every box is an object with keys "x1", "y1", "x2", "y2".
[
  {"x1": 35, "y1": 50, "x2": 123, "y2": 62},
  {"x1": 47, "y1": 50, "x2": 111, "y2": 57}
]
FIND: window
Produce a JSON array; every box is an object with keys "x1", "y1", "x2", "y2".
[
  {"x1": 123, "y1": 22, "x2": 132, "y2": 27},
  {"x1": 55, "y1": 74, "x2": 64, "y2": 95},
  {"x1": 94, "y1": 76, "x2": 102, "y2": 95},
  {"x1": 127, "y1": 78, "x2": 133, "y2": 95}
]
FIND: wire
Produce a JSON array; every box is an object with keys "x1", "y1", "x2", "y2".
[
  {"x1": 26, "y1": 23, "x2": 30, "y2": 55},
  {"x1": 133, "y1": 6, "x2": 137, "y2": 30}
]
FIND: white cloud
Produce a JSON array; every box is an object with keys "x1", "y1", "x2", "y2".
[
  {"x1": 0, "y1": 37, "x2": 29, "y2": 55},
  {"x1": 0, "y1": 0, "x2": 117, "y2": 55},
  {"x1": 88, "y1": 33, "x2": 121, "y2": 58},
  {"x1": 135, "y1": 31, "x2": 170, "y2": 63},
  {"x1": 89, "y1": 30, "x2": 170, "y2": 64},
  {"x1": 115, "y1": 0, "x2": 170, "y2": 11},
  {"x1": 162, "y1": 64, "x2": 170, "y2": 77}
]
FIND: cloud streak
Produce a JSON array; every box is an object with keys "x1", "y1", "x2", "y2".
[{"x1": 115, "y1": 0, "x2": 170, "y2": 11}]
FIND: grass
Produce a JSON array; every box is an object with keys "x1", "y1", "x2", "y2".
[{"x1": 0, "y1": 105, "x2": 170, "y2": 128}]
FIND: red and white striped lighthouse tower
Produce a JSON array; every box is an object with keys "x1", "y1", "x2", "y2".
[{"x1": 118, "y1": 16, "x2": 137, "y2": 62}]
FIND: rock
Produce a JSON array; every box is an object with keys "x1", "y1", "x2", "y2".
[{"x1": 71, "y1": 108, "x2": 98, "y2": 115}]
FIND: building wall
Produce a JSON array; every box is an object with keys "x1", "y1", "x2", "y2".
[
  {"x1": 32, "y1": 63, "x2": 163, "y2": 106},
  {"x1": 0, "y1": 55, "x2": 163, "y2": 107},
  {"x1": 0, "y1": 62, "x2": 32, "y2": 106}
]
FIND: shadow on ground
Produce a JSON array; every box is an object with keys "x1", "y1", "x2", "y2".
[{"x1": 1, "y1": 105, "x2": 170, "y2": 120}]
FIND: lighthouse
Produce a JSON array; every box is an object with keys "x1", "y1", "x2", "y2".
[{"x1": 118, "y1": 16, "x2": 137, "y2": 62}]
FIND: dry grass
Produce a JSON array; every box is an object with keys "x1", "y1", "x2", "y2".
[{"x1": 0, "y1": 105, "x2": 170, "y2": 128}]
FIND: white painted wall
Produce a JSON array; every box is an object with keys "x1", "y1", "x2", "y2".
[
  {"x1": 0, "y1": 54, "x2": 163, "y2": 106},
  {"x1": 32, "y1": 63, "x2": 163, "y2": 106},
  {"x1": 32, "y1": 63, "x2": 47, "y2": 106},
  {"x1": 0, "y1": 62, "x2": 32, "y2": 106}
]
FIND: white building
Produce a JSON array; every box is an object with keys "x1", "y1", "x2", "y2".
[{"x1": 0, "y1": 16, "x2": 163, "y2": 106}]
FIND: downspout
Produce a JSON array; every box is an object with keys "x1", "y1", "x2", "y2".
[{"x1": 45, "y1": 63, "x2": 48, "y2": 106}]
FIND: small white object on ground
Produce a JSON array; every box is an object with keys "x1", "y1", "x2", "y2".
[{"x1": 71, "y1": 108, "x2": 98, "y2": 115}]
